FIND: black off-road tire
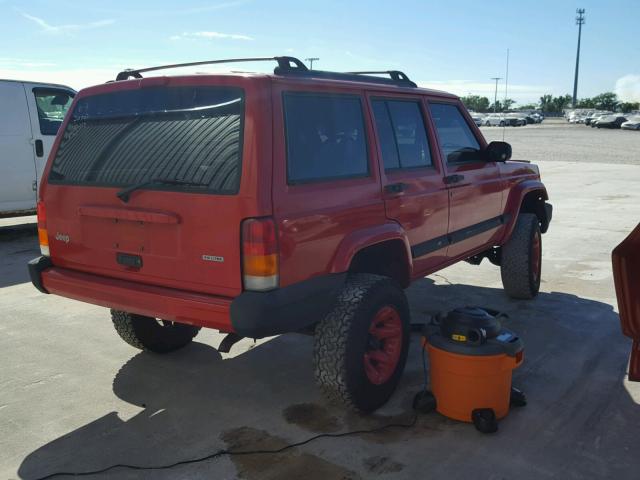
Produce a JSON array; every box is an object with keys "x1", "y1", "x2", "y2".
[
  {"x1": 313, "y1": 274, "x2": 411, "y2": 413},
  {"x1": 500, "y1": 213, "x2": 542, "y2": 299},
  {"x1": 111, "y1": 310, "x2": 201, "y2": 353}
]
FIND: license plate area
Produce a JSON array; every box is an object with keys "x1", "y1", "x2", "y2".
[{"x1": 116, "y1": 252, "x2": 143, "y2": 269}]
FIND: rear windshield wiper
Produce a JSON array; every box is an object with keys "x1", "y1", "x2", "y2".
[{"x1": 116, "y1": 178, "x2": 208, "y2": 203}]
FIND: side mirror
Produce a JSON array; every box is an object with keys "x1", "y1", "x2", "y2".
[{"x1": 485, "y1": 141, "x2": 512, "y2": 162}]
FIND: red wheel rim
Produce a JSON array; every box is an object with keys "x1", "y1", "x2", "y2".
[
  {"x1": 363, "y1": 306, "x2": 403, "y2": 385},
  {"x1": 531, "y1": 230, "x2": 541, "y2": 283}
]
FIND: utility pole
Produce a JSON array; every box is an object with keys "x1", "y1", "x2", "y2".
[
  {"x1": 572, "y1": 8, "x2": 586, "y2": 107},
  {"x1": 305, "y1": 57, "x2": 319, "y2": 70},
  {"x1": 491, "y1": 77, "x2": 502, "y2": 112}
]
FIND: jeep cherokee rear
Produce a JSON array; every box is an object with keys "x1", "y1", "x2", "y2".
[{"x1": 29, "y1": 57, "x2": 551, "y2": 412}]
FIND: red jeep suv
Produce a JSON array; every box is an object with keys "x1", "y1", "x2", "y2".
[{"x1": 29, "y1": 57, "x2": 551, "y2": 412}]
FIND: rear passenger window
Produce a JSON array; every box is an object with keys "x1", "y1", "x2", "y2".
[
  {"x1": 428, "y1": 103, "x2": 481, "y2": 163},
  {"x1": 372, "y1": 99, "x2": 431, "y2": 170},
  {"x1": 284, "y1": 93, "x2": 369, "y2": 184}
]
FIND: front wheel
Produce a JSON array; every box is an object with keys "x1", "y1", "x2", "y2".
[
  {"x1": 314, "y1": 274, "x2": 410, "y2": 413},
  {"x1": 111, "y1": 310, "x2": 201, "y2": 353},
  {"x1": 500, "y1": 214, "x2": 542, "y2": 299},
  {"x1": 499, "y1": 121, "x2": 505, "y2": 127}
]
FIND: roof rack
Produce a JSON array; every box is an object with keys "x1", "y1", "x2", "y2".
[
  {"x1": 115, "y1": 56, "x2": 307, "y2": 81},
  {"x1": 115, "y1": 56, "x2": 417, "y2": 88}
]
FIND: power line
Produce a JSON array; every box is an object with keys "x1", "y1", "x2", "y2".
[{"x1": 572, "y1": 8, "x2": 586, "y2": 107}]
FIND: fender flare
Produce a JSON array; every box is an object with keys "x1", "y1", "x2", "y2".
[
  {"x1": 500, "y1": 180, "x2": 549, "y2": 243},
  {"x1": 329, "y1": 222, "x2": 413, "y2": 278}
]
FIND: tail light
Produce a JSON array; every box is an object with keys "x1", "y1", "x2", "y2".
[
  {"x1": 37, "y1": 201, "x2": 49, "y2": 256},
  {"x1": 242, "y1": 217, "x2": 278, "y2": 291}
]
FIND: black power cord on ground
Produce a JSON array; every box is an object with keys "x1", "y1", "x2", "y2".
[
  {"x1": 30, "y1": 415, "x2": 419, "y2": 480},
  {"x1": 30, "y1": 347, "x2": 431, "y2": 480}
]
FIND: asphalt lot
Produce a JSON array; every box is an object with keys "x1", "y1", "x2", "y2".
[
  {"x1": 2, "y1": 121, "x2": 640, "y2": 479},
  {"x1": 481, "y1": 118, "x2": 640, "y2": 165}
]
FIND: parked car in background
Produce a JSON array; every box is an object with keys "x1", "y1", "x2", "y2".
[
  {"x1": 621, "y1": 116, "x2": 640, "y2": 130},
  {"x1": 483, "y1": 114, "x2": 506, "y2": 126},
  {"x1": 0, "y1": 79, "x2": 75, "y2": 216},
  {"x1": 470, "y1": 112, "x2": 485, "y2": 127},
  {"x1": 590, "y1": 113, "x2": 612, "y2": 127},
  {"x1": 594, "y1": 115, "x2": 628, "y2": 129}
]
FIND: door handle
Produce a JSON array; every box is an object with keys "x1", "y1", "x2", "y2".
[
  {"x1": 384, "y1": 182, "x2": 408, "y2": 195},
  {"x1": 34, "y1": 139, "x2": 44, "y2": 158},
  {"x1": 444, "y1": 174, "x2": 465, "y2": 185}
]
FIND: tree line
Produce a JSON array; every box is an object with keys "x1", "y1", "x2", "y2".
[{"x1": 461, "y1": 92, "x2": 639, "y2": 113}]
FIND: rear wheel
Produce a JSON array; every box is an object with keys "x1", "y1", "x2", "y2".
[
  {"x1": 500, "y1": 213, "x2": 542, "y2": 299},
  {"x1": 314, "y1": 274, "x2": 410, "y2": 413},
  {"x1": 111, "y1": 310, "x2": 201, "y2": 353}
]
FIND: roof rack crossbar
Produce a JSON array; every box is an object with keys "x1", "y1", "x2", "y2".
[{"x1": 115, "y1": 56, "x2": 307, "y2": 81}]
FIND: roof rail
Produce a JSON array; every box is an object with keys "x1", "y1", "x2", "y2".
[
  {"x1": 115, "y1": 56, "x2": 308, "y2": 81},
  {"x1": 346, "y1": 70, "x2": 417, "y2": 87}
]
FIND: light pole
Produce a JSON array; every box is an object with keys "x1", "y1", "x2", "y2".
[
  {"x1": 305, "y1": 57, "x2": 319, "y2": 70},
  {"x1": 572, "y1": 9, "x2": 586, "y2": 107},
  {"x1": 491, "y1": 77, "x2": 502, "y2": 113}
]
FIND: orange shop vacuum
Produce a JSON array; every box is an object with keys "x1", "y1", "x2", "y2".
[{"x1": 414, "y1": 307, "x2": 526, "y2": 433}]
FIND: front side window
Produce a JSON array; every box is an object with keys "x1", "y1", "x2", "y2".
[
  {"x1": 284, "y1": 93, "x2": 368, "y2": 184},
  {"x1": 371, "y1": 99, "x2": 432, "y2": 170},
  {"x1": 429, "y1": 103, "x2": 481, "y2": 163},
  {"x1": 33, "y1": 88, "x2": 74, "y2": 135}
]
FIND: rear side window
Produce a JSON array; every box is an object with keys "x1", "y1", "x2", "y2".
[
  {"x1": 371, "y1": 99, "x2": 432, "y2": 170},
  {"x1": 33, "y1": 88, "x2": 74, "y2": 135},
  {"x1": 284, "y1": 93, "x2": 368, "y2": 184},
  {"x1": 428, "y1": 103, "x2": 481, "y2": 163},
  {"x1": 49, "y1": 86, "x2": 244, "y2": 194}
]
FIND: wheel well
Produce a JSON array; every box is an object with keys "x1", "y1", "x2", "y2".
[
  {"x1": 348, "y1": 240, "x2": 410, "y2": 288},
  {"x1": 520, "y1": 190, "x2": 548, "y2": 231}
]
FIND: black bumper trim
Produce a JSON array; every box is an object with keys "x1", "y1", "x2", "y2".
[
  {"x1": 28, "y1": 256, "x2": 52, "y2": 294},
  {"x1": 230, "y1": 273, "x2": 347, "y2": 338}
]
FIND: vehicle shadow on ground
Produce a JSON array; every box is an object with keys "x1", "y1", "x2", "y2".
[
  {"x1": 0, "y1": 223, "x2": 38, "y2": 288},
  {"x1": 18, "y1": 278, "x2": 639, "y2": 480}
]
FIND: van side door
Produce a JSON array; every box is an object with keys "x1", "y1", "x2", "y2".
[
  {"x1": 24, "y1": 85, "x2": 75, "y2": 186},
  {"x1": 426, "y1": 100, "x2": 504, "y2": 259},
  {"x1": 0, "y1": 81, "x2": 37, "y2": 213},
  {"x1": 368, "y1": 94, "x2": 449, "y2": 276}
]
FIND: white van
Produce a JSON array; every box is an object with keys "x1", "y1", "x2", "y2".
[{"x1": 0, "y1": 79, "x2": 75, "y2": 216}]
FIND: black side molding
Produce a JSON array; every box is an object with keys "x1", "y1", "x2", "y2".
[
  {"x1": 411, "y1": 214, "x2": 511, "y2": 259},
  {"x1": 28, "y1": 256, "x2": 52, "y2": 294}
]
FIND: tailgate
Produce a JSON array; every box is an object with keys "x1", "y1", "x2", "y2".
[{"x1": 41, "y1": 79, "x2": 269, "y2": 298}]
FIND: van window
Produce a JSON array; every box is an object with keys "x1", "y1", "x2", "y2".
[
  {"x1": 372, "y1": 99, "x2": 432, "y2": 170},
  {"x1": 33, "y1": 89, "x2": 74, "y2": 135},
  {"x1": 428, "y1": 103, "x2": 481, "y2": 163},
  {"x1": 48, "y1": 86, "x2": 244, "y2": 194},
  {"x1": 284, "y1": 93, "x2": 368, "y2": 184}
]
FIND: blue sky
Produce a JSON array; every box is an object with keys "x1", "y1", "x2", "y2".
[{"x1": 1, "y1": 0, "x2": 639, "y2": 104}]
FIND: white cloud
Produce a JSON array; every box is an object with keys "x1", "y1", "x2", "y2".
[
  {"x1": 615, "y1": 74, "x2": 640, "y2": 103},
  {"x1": 19, "y1": 11, "x2": 114, "y2": 34},
  {"x1": 171, "y1": 31, "x2": 253, "y2": 41}
]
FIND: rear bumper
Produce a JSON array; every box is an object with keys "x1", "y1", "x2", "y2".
[{"x1": 28, "y1": 257, "x2": 346, "y2": 338}]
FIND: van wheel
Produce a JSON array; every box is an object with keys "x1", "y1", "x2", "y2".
[
  {"x1": 314, "y1": 274, "x2": 410, "y2": 413},
  {"x1": 111, "y1": 310, "x2": 201, "y2": 353},
  {"x1": 500, "y1": 213, "x2": 541, "y2": 299}
]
